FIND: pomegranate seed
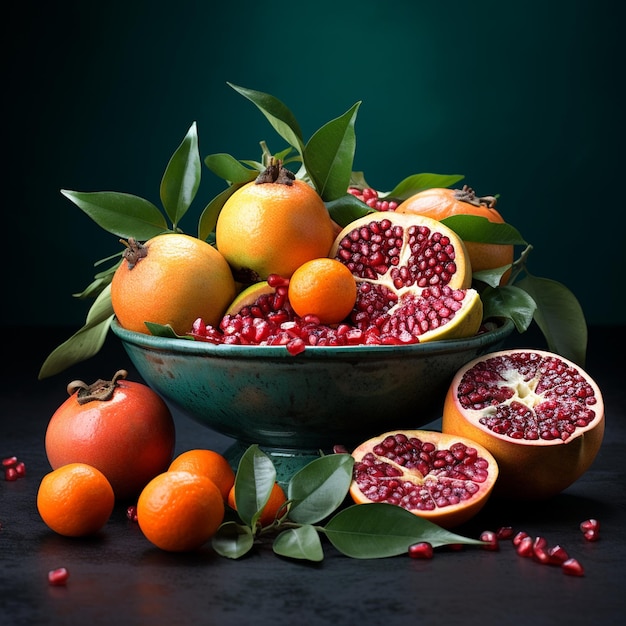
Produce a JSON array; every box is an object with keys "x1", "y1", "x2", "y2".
[
  {"x1": 562, "y1": 558, "x2": 585, "y2": 577},
  {"x1": 15, "y1": 461, "x2": 26, "y2": 477},
  {"x1": 2, "y1": 456, "x2": 18, "y2": 468},
  {"x1": 126, "y1": 505, "x2": 138, "y2": 522},
  {"x1": 5, "y1": 467, "x2": 18, "y2": 481},
  {"x1": 532, "y1": 537, "x2": 551, "y2": 564},
  {"x1": 408, "y1": 542, "x2": 433, "y2": 559},
  {"x1": 516, "y1": 536, "x2": 534, "y2": 557},
  {"x1": 580, "y1": 518, "x2": 600, "y2": 533},
  {"x1": 48, "y1": 568, "x2": 70, "y2": 586},
  {"x1": 496, "y1": 526, "x2": 514, "y2": 540},
  {"x1": 480, "y1": 530, "x2": 499, "y2": 551},
  {"x1": 548, "y1": 545, "x2": 569, "y2": 565},
  {"x1": 512, "y1": 531, "x2": 529, "y2": 546}
]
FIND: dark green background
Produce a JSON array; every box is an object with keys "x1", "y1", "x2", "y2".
[{"x1": 6, "y1": 0, "x2": 624, "y2": 328}]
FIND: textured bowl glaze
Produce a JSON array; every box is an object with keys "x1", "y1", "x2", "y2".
[{"x1": 111, "y1": 318, "x2": 514, "y2": 458}]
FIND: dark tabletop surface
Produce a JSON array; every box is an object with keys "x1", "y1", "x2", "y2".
[{"x1": 2, "y1": 324, "x2": 625, "y2": 626}]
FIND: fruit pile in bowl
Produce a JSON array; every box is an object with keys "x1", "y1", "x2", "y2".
[{"x1": 40, "y1": 83, "x2": 590, "y2": 482}]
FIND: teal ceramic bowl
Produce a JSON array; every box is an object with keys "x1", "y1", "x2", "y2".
[{"x1": 111, "y1": 318, "x2": 514, "y2": 476}]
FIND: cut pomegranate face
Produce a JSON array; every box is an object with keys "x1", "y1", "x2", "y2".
[
  {"x1": 442, "y1": 349, "x2": 605, "y2": 500},
  {"x1": 330, "y1": 212, "x2": 482, "y2": 343},
  {"x1": 349, "y1": 430, "x2": 499, "y2": 529}
]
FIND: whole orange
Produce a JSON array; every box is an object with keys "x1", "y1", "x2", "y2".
[
  {"x1": 168, "y1": 449, "x2": 235, "y2": 500},
  {"x1": 37, "y1": 463, "x2": 115, "y2": 537},
  {"x1": 396, "y1": 185, "x2": 514, "y2": 279},
  {"x1": 111, "y1": 233, "x2": 236, "y2": 335},
  {"x1": 215, "y1": 163, "x2": 335, "y2": 281},
  {"x1": 227, "y1": 481, "x2": 287, "y2": 527},
  {"x1": 442, "y1": 349, "x2": 605, "y2": 500},
  {"x1": 288, "y1": 258, "x2": 357, "y2": 324},
  {"x1": 45, "y1": 370, "x2": 176, "y2": 501},
  {"x1": 137, "y1": 470, "x2": 225, "y2": 552}
]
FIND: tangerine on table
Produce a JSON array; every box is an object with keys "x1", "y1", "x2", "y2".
[
  {"x1": 287, "y1": 258, "x2": 357, "y2": 325},
  {"x1": 168, "y1": 449, "x2": 235, "y2": 500},
  {"x1": 111, "y1": 233, "x2": 236, "y2": 335},
  {"x1": 227, "y1": 481, "x2": 287, "y2": 527},
  {"x1": 137, "y1": 470, "x2": 225, "y2": 552},
  {"x1": 37, "y1": 463, "x2": 115, "y2": 537}
]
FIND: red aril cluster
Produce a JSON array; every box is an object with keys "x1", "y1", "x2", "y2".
[
  {"x1": 347, "y1": 186, "x2": 398, "y2": 211},
  {"x1": 3, "y1": 456, "x2": 26, "y2": 481}
]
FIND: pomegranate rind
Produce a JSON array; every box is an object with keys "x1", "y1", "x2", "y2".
[
  {"x1": 349, "y1": 429, "x2": 499, "y2": 529},
  {"x1": 225, "y1": 281, "x2": 274, "y2": 316},
  {"x1": 442, "y1": 349, "x2": 605, "y2": 500}
]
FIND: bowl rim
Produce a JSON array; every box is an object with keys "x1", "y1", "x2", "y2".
[{"x1": 110, "y1": 317, "x2": 515, "y2": 360}]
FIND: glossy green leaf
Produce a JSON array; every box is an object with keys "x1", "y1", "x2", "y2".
[
  {"x1": 233, "y1": 445, "x2": 277, "y2": 528},
  {"x1": 204, "y1": 153, "x2": 259, "y2": 184},
  {"x1": 442, "y1": 215, "x2": 527, "y2": 245},
  {"x1": 303, "y1": 101, "x2": 361, "y2": 200},
  {"x1": 38, "y1": 285, "x2": 114, "y2": 379},
  {"x1": 228, "y1": 82, "x2": 304, "y2": 154},
  {"x1": 287, "y1": 454, "x2": 354, "y2": 524},
  {"x1": 516, "y1": 274, "x2": 588, "y2": 366},
  {"x1": 322, "y1": 503, "x2": 483, "y2": 559},
  {"x1": 197, "y1": 184, "x2": 244, "y2": 241},
  {"x1": 386, "y1": 173, "x2": 465, "y2": 200},
  {"x1": 472, "y1": 265, "x2": 512, "y2": 289},
  {"x1": 325, "y1": 194, "x2": 374, "y2": 227},
  {"x1": 160, "y1": 121, "x2": 201, "y2": 228},
  {"x1": 143, "y1": 322, "x2": 194, "y2": 339},
  {"x1": 61, "y1": 190, "x2": 169, "y2": 240},
  {"x1": 72, "y1": 261, "x2": 119, "y2": 299},
  {"x1": 212, "y1": 521, "x2": 255, "y2": 559},
  {"x1": 481, "y1": 285, "x2": 537, "y2": 332},
  {"x1": 273, "y1": 525, "x2": 324, "y2": 562}
]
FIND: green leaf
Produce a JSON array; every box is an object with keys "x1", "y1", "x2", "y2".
[
  {"x1": 472, "y1": 265, "x2": 512, "y2": 289},
  {"x1": 61, "y1": 190, "x2": 169, "y2": 240},
  {"x1": 72, "y1": 261, "x2": 119, "y2": 299},
  {"x1": 197, "y1": 184, "x2": 244, "y2": 242},
  {"x1": 303, "y1": 101, "x2": 361, "y2": 201},
  {"x1": 516, "y1": 274, "x2": 588, "y2": 366},
  {"x1": 322, "y1": 503, "x2": 483, "y2": 559},
  {"x1": 212, "y1": 521, "x2": 255, "y2": 559},
  {"x1": 441, "y1": 215, "x2": 527, "y2": 245},
  {"x1": 160, "y1": 122, "x2": 201, "y2": 228},
  {"x1": 228, "y1": 82, "x2": 304, "y2": 154},
  {"x1": 38, "y1": 285, "x2": 115, "y2": 379},
  {"x1": 273, "y1": 525, "x2": 324, "y2": 562},
  {"x1": 386, "y1": 173, "x2": 465, "y2": 200},
  {"x1": 143, "y1": 322, "x2": 194, "y2": 339},
  {"x1": 480, "y1": 285, "x2": 537, "y2": 332},
  {"x1": 204, "y1": 153, "x2": 259, "y2": 184},
  {"x1": 287, "y1": 454, "x2": 354, "y2": 525},
  {"x1": 325, "y1": 194, "x2": 374, "y2": 227},
  {"x1": 233, "y1": 445, "x2": 277, "y2": 528}
]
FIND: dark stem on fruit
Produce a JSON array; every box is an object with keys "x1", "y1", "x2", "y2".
[
  {"x1": 453, "y1": 185, "x2": 497, "y2": 209},
  {"x1": 120, "y1": 237, "x2": 148, "y2": 269},
  {"x1": 255, "y1": 158, "x2": 295, "y2": 186},
  {"x1": 66, "y1": 370, "x2": 128, "y2": 405}
]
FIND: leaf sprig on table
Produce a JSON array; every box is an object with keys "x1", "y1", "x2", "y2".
[
  {"x1": 213, "y1": 445, "x2": 484, "y2": 562},
  {"x1": 38, "y1": 82, "x2": 587, "y2": 379}
]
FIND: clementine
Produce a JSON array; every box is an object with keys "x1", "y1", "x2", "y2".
[
  {"x1": 228, "y1": 481, "x2": 287, "y2": 527},
  {"x1": 288, "y1": 258, "x2": 357, "y2": 324},
  {"x1": 37, "y1": 463, "x2": 115, "y2": 537},
  {"x1": 396, "y1": 185, "x2": 514, "y2": 280},
  {"x1": 45, "y1": 370, "x2": 176, "y2": 501},
  {"x1": 137, "y1": 470, "x2": 225, "y2": 552},
  {"x1": 111, "y1": 233, "x2": 236, "y2": 335},
  {"x1": 215, "y1": 162, "x2": 335, "y2": 282},
  {"x1": 168, "y1": 449, "x2": 235, "y2": 500}
]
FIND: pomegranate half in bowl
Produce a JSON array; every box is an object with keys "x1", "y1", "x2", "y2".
[{"x1": 111, "y1": 317, "x2": 514, "y2": 480}]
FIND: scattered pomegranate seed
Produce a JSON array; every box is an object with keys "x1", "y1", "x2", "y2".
[
  {"x1": 547, "y1": 545, "x2": 570, "y2": 565},
  {"x1": 496, "y1": 526, "x2": 514, "y2": 539},
  {"x1": 579, "y1": 518, "x2": 599, "y2": 533},
  {"x1": 5, "y1": 467, "x2": 18, "y2": 481},
  {"x1": 512, "y1": 531, "x2": 529, "y2": 546},
  {"x1": 126, "y1": 505, "x2": 138, "y2": 522},
  {"x1": 516, "y1": 536, "x2": 534, "y2": 557},
  {"x1": 562, "y1": 558, "x2": 585, "y2": 577},
  {"x1": 15, "y1": 462, "x2": 26, "y2": 477},
  {"x1": 532, "y1": 537, "x2": 551, "y2": 564},
  {"x1": 583, "y1": 529, "x2": 600, "y2": 542},
  {"x1": 2, "y1": 456, "x2": 18, "y2": 468},
  {"x1": 3, "y1": 456, "x2": 26, "y2": 481},
  {"x1": 480, "y1": 530, "x2": 499, "y2": 551},
  {"x1": 408, "y1": 542, "x2": 434, "y2": 559},
  {"x1": 48, "y1": 568, "x2": 70, "y2": 586}
]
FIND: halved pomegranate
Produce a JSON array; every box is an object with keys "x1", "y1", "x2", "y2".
[
  {"x1": 349, "y1": 430, "x2": 499, "y2": 528},
  {"x1": 442, "y1": 349, "x2": 605, "y2": 500},
  {"x1": 330, "y1": 212, "x2": 483, "y2": 343}
]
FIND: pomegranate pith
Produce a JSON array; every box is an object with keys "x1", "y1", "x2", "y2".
[
  {"x1": 442, "y1": 349, "x2": 605, "y2": 500},
  {"x1": 349, "y1": 430, "x2": 498, "y2": 529}
]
